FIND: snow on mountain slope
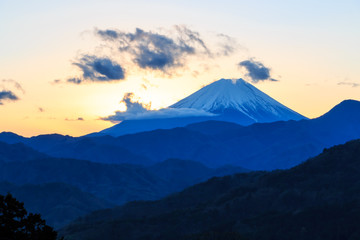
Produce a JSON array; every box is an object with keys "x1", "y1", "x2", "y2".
[
  {"x1": 92, "y1": 78, "x2": 306, "y2": 137},
  {"x1": 171, "y1": 78, "x2": 306, "y2": 123}
]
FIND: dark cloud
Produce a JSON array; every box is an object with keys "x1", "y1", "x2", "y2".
[
  {"x1": 59, "y1": 27, "x2": 241, "y2": 83},
  {"x1": 0, "y1": 90, "x2": 19, "y2": 105},
  {"x1": 0, "y1": 79, "x2": 23, "y2": 105},
  {"x1": 101, "y1": 92, "x2": 215, "y2": 123},
  {"x1": 95, "y1": 26, "x2": 210, "y2": 73},
  {"x1": 59, "y1": 27, "x2": 243, "y2": 84},
  {"x1": 338, "y1": 82, "x2": 359, "y2": 88},
  {"x1": 238, "y1": 59, "x2": 278, "y2": 83},
  {"x1": 67, "y1": 55, "x2": 125, "y2": 84}
]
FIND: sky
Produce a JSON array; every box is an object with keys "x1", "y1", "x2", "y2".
[{"x1": 1, "y1": 0, "x2": 359, "y2": 137}]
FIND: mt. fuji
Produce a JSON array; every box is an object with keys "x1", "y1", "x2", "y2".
[
  {"x1": 171, "y1": 78, "x2": 305, "y2": 124},
  {"x1": 93, "y1": 78, "x2": 306, "y2": 137}
]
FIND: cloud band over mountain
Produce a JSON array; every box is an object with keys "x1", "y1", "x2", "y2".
[{"x1": 101, "y1": 92, "x2": 215, "y2": 122}]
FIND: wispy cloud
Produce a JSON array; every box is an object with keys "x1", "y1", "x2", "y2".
[
  {"x1": 338, "y1": 82, "x2": 359, "y2": 88},
  {"x1": 65, "y1": 117, "x2": 85, "y2": 121},
  {"x1": 216, "y1": 34, "x2": 238, "y2": 56},
  {"x1": 141, "y1": 78, "x2": 159, "y2": 90},
  {"x1": 51, "y1": 79, "x2": 61, "y2": 85},
  {"x1": 1, "y1": 79, "x2": 25, "y2": 94},
  {"x1": 238, "y1": 59, "x2": 278, "y2": 83},
  {"x1": 66, "y1": 55, "x2": 125, "y2": 84},
  {"x1": 101, "y1": 92, "x2": 215, "y2": 122}
]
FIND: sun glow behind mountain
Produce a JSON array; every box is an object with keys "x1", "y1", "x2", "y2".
[{"x1": 94, "y1": 78, "x2": 306, "y2": 137}]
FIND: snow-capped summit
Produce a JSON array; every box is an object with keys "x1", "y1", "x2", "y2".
[
  {"x1": 171, "y1": 78, "x2": 306, "y2": 124},
  {"x1": 91, "y1": 78, "x2": 306, "y2": 137}
]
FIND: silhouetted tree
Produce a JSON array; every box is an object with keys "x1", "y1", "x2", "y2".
[{"x1": 0, "y1": 193, "x2": 58, "y2": 240}]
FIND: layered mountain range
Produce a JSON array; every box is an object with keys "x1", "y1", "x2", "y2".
[{"x1": 2, "y1": 99, "x2": 360, "y2": 170}]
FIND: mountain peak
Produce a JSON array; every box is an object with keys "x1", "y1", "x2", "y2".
[
  {"x1": 171, "y1": 78, "x2": 253, "y2": 111},
  {"x1": 317, "y1": 99, "x2": 360, "y2": 122},
  {"x1": 334, "y1": 99, "x2": 360, "y2": 108},
  {"x1": 171, "y1": 78, "x2": 306, "y2": 123}
]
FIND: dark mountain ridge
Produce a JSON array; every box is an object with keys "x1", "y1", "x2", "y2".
[
  {"x1": 1, "y1": 99, "x2": 359, "y2": 170},
  {"x1": 105, "y1": 99, "x2": 360, "y2": 170},
  {"x1": 0, "y1": 134, "x2": 153, "y2": 165},
  {"x1": 0, "y1": 141, "x2": 47, "y2": 163}
]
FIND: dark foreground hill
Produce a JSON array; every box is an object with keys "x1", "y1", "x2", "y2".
[
  {"x1": 0, "y1": 157, "x2": 165, "y2": 204},
  {"x1": 61, "y1": 139, "x2": 360, "y2": 240},
  {"x1": 0, "y1": 182, "x2": 112, "y2": 229}
]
